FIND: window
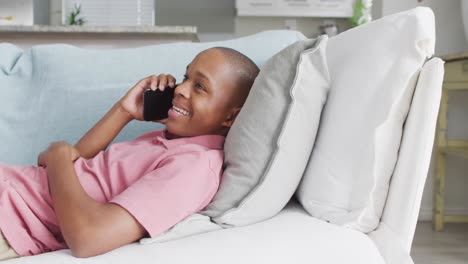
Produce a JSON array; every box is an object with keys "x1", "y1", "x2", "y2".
[{"x1": 63, "y1": 0, "x2": 154, "y2": 26}]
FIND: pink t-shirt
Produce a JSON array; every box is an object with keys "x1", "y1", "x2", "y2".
[{"x1": 0, "y1": 129, "x2": 225, "y2": 256}]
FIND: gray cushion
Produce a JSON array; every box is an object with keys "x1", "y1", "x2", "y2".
[{"x1": 201, "y1": 36, "x2": 330, "y2": 227}]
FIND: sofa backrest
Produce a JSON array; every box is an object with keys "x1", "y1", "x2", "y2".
[{"x1": 0, "y1": 30, "x2": 306, "y2": 166}]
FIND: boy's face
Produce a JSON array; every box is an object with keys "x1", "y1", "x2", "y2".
[{"x1": 165, "y1": 49, "x2": 240, "y2": 138}]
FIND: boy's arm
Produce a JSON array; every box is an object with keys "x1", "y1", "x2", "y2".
[
  {"x1": 43, "y1": 142, "x2": 146, "y2": 258},
  {"x1": 75, "y1": 103, "x2": 133, "y2": 159},
  {"x1": 75, "y1": 74, "x2": 175, "y2": 159}
]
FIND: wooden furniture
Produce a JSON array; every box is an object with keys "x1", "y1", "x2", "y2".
[{"x1": 434, "y1": 51, "x2": 468, "y2": 231}]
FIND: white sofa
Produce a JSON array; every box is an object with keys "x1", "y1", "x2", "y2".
[{"x1": 0, "y1": 8, "x2": 443, "y2": 264}]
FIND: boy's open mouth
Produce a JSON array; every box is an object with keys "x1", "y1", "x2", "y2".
[{"x1": 171, "y1": 105, "x2": 190, "y2": 116}]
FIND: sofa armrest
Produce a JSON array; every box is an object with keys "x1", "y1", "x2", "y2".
[{"x1": 369, "y1": 58, "x2": 444, "y2": 258}]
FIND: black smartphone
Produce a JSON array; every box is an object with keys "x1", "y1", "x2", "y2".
[{"x1": 143, "y1": 85, "x2": 176, "y2": 121}]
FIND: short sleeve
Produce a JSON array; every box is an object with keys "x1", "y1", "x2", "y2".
[{"x1": 109, "y1": 151, "x2": 219, "y2": 237}]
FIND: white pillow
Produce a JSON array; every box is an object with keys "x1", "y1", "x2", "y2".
[
  {"x1": 296, "y1": 7, "x2": 435, "y2": 233},
  {"x1": 201, "y1": 36, "x2": 330, "y2": 226}
]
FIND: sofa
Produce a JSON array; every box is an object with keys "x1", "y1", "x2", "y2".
[{"x1": 0, "y1": 7, "x2": 443, "y2": 264}]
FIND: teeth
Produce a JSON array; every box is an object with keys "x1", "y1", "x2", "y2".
[{"x1": 173, "y1": 106, "x2": 190, "y2": 116}]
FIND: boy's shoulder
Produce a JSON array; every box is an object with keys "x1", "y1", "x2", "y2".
[{"x1": 160, "y1": 149, "x2": 224, "y2": 181}]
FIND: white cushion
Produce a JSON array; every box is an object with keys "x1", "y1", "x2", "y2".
[
  {"x1": 201, "y1": 36, "x2": 330, "y2": 226},
  {"x1": 296, "y1": 7, "x2": 435, "y2": 233}
]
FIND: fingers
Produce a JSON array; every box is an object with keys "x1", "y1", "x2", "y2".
[
  {"x1": 149, "y1": 75, "x2": 159, "y2": 91},
  {"x1": 146, "y1": 74, "x2": 177, "y2": 92},
  {"x1": 39, "y1": 141, "x2": 79, "y2": 164},
  {"x1": 157, "y1": 74, "x2": 168, "y2": 91},
  {"x1": 167, "y1": 74, "x2": 176, "y2": 88},
  {"x1": 44, "y1": 141, "x2": 72, "y2": 155},
  {"x1": 137, "y1": 77, "x2": 153, "y2": 91},
  {"x1": 48, "y1": 141, "x2": 69, "y2": 149}
]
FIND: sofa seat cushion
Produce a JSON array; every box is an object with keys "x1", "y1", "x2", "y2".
[{"x1": 8, "y1": 200, "x2": 386, "y2": 264}]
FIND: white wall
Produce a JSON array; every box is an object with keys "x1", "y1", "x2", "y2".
[
  {"x1": 376, "y1": 0, "x2": 468, "y2": 220},
  {"x1": 155, "y1": 0, "x2": 352, "y2": 41},
  {"x1": 234, "y1": 16, "x2": 351, "y2": 39},
  {"x1": 156, "y1": 0, "x2": 235, "y2": 33},
  {"x1": 382, "y1": 0, "x2": 467, "y2": 56}
]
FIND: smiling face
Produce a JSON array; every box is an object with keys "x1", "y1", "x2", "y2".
[{"x1": 164, "y1": 49, "x2": 243, "y2": 138}]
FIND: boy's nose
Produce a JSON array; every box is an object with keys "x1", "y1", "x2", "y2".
[{"x1": 175, "y1": 82, "x2": 190, "y2": 98}]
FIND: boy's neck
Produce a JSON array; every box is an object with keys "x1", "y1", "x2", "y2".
[
  {"x1": 163, "y1": 129, "x2": 227, "y2": 140},
  {"x1": 164, "y1": 129, "x2": 182, "y2": 140}
]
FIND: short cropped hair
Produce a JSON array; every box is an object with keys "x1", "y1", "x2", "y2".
[{"x1": 211, "y1": 47, "x2": 260, "y2": 107}]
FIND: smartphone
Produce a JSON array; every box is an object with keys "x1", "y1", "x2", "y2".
[{"x1": 143, "y1": 85, "x2": 176, "y2": 121}]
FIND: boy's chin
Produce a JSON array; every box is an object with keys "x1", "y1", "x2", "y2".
[{"x1": 164, "y1": 123, "x2": 187, "y2": 138}]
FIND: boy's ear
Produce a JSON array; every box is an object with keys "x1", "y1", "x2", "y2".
[{"x1": 222, "y1": 107, "x2": 242, "y2": 128}]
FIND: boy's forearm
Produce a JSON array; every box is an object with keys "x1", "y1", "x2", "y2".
[
  {"x1": 75, "y1": 103, "x2": 133, "y2": 159},
  {"x1": 46, "y1": 155, "x2": 103, "y2": 252},
  {"x1": 46, "y1": 154, "x2": 145, "y2": 257}
]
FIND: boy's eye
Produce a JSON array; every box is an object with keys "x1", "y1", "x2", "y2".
[
  {"x1": 182, "y1": 74, "x2": 205, "y2": 91},
  {"x1": 195, "y1": 83, "x2": 204, "y2": 91}
]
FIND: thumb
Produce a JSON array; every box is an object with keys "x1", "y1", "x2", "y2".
[
  {"x1": 153, "y1": 118, "x2": 168, "y2": 124},
  {"x1": 70, "y1": 147, "x2": 81, "y2": 162},
  {"x1": 37, "y1": 152, "x2": 46, "y2": 167}
]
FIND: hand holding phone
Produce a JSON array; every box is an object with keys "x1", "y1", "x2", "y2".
[
  {"x1": 143, "y1": 85, "x2": 176, "y2": 121},
  {"x1": 119, "y1": 74, "x2": 176, "y2": 121}
]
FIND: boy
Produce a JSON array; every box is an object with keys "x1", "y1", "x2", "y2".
[{"x1": 0, "y1": 47, "x2": 259, "y2": 260}]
